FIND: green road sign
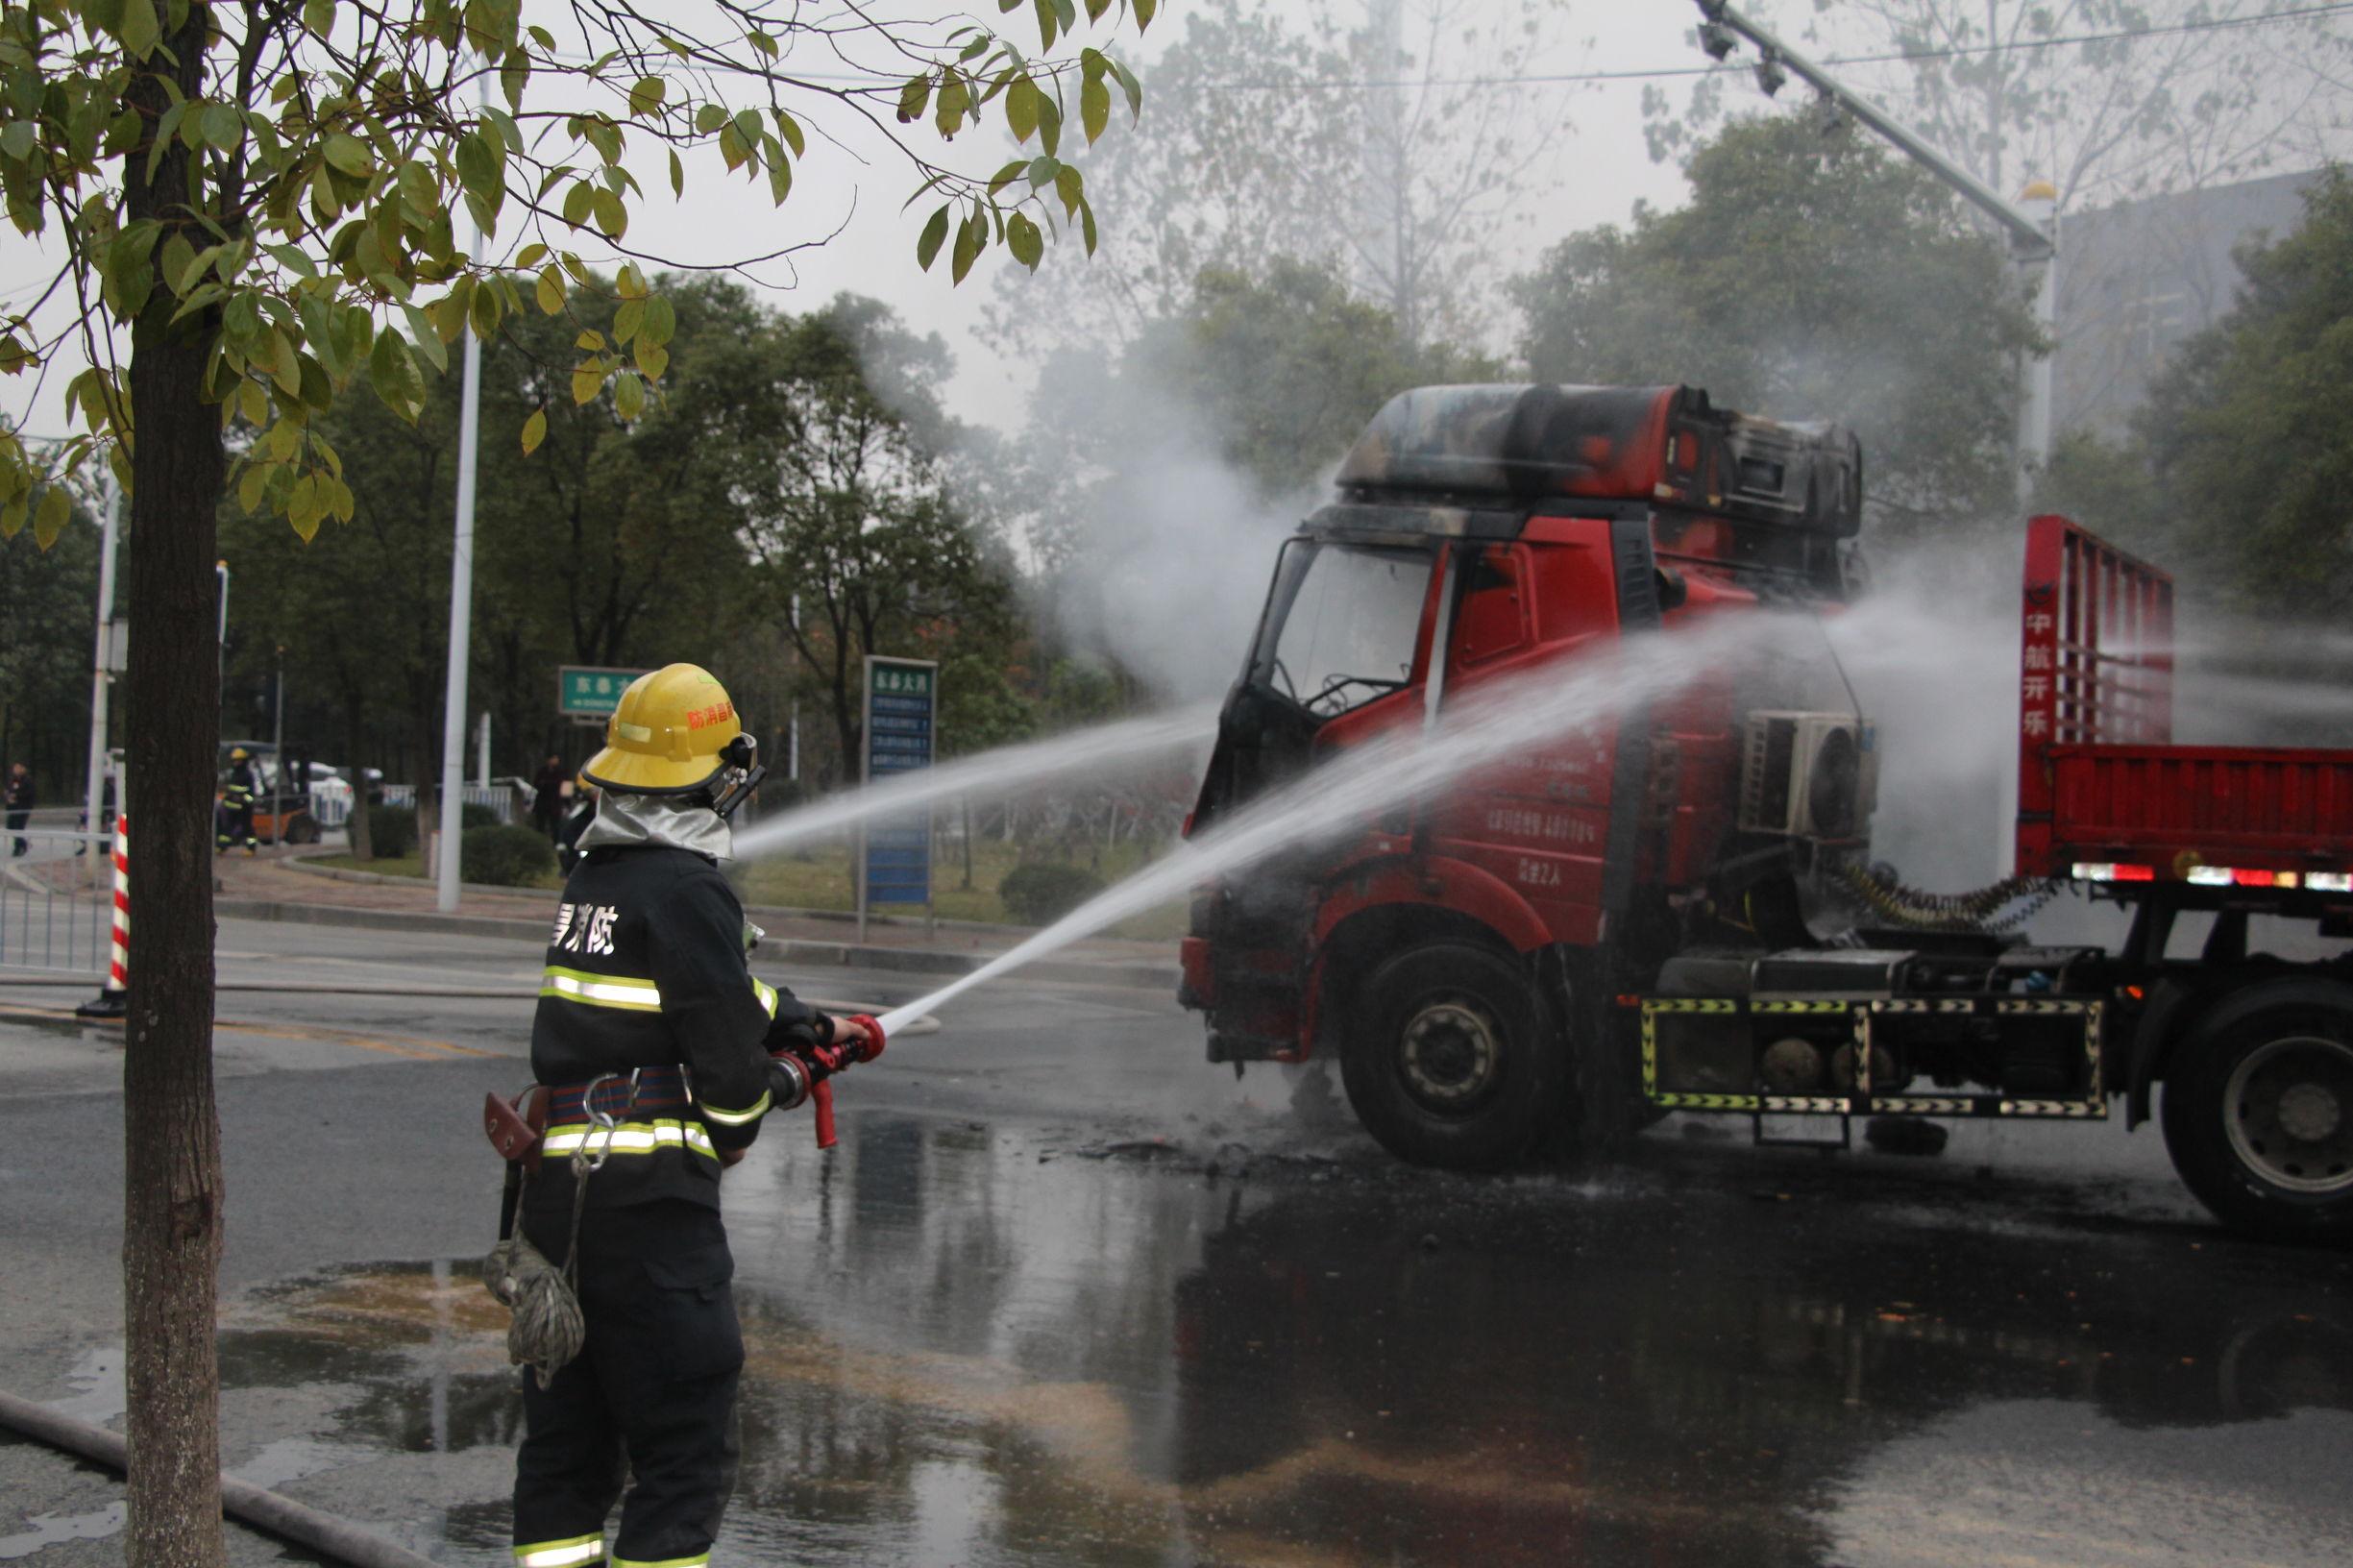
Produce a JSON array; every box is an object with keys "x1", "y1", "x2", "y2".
[{"x1": 558, "y1": 666, "x2": 649, "y2": 717}]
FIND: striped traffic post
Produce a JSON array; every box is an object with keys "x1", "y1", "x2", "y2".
[{"x1": 76, "y1": 812, "x2": 128, "y2": 1019}]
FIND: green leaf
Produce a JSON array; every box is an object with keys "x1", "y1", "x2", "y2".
[
  {"x1": 455, "y1": 132, "x2": 505, "y2": 223},
  {"x1": 1054, "y1": 162, "x2": 1083, "y2": 216},
  {"x1": 1080, "y1": 197, "x2": 1097, "y2": 255},
  {"x1": 1007, "y1": 211, "x2": 1042, "y2": 271},
  {"x1": 916, "y1": 204, "x2": 950, "y2": 271},
  {"x1": 669, "y1": 149, "x2": 685, "y2": 199},
  {"x1": 403, "y1": 303, "x2": 449, "y2": 371},
  {"x1": 1135, "y1": 0, "x2": 1155, "y2": 27},
  {"x1": 590, "y1": 187, "x2": 626, "y2": 239},
  {"x1": 1, "y1": 122, "x2": 34, "y2": 162},
  {"x1": 202, "y1": 103, "x2": 242, "y2": 150},
  {"x1": 119, "y1": 0, "x2": 159, "y2": 58},
  {"x1": 1036, "y1": 95, "x2": 1061, "y2": 158},
  {"x1": 628, "y1": 77, "x2": 666, "y2": 116},
  {"x1": 31, "y1": 486, "x2": 69, "y2": 548},
  {"x1": 774, "y1": 111, "x2": 805, "y2": 158},
  {"x1": 576, "y1": 330, "x2": 605, "y2": 352},
  {"x1": 635, "y1": 341, "x2": 669, "y2": 381},
  {"x1": 1109, "y1": 56, "x2": 1142, "y2": 117},
  {"x1": 613, "y1": 298, "x2": 644, "y2": 345},
  {"x1": 613, "y1": 370, "x2": 645, "y2": 420},
  {"x1": 767, "y1": 157, "x2": 792, "y2": 206},
  {"x1": 562, "y1": 180, "x2": 594, "y2": 229},
  {"x1": 288, "y1": 475, "x2": 322, "y2": 541},
  {"x1": 160, "y1": 233, "x2": 199, "y2": 295},
  {"x1": 1006, "y1": 77, "x2": 1041, "y2": 143},
  {"x1": 571, "y1": 360, "x2": 604, "y2": 405},
  {"x1": 616, "y1": 264, "x2": 648, "y2": 300},
  {"x1": 988, "y1": 159, "x2": 1027, "y2": 197},
  {"x1": 521, "y1": 407, "x2": 547, "y2": 454},
  {"x1": 897, "y1": 74, "x2": 931, "y2": 124},
  {"x1": 301, "y1": 0, "x2": 334, "y2": 36},
  {"x1": 237, "y1": 379, "x2": 268, "y2": 425},
  {"x1": 236, "y1": 460, "x2": 271, "y2": 513},
  {"x1": 0, "y1": 497, "x2": 22, "y2": 540},
  {"x1": 695, "y1": 103, "x2": 727, "y2": 135},
  {"x1": 641, "y1": 295, "x2": 675, "y2": 348},
  {"x1": 323, "y1": 134, "x2": 371, "y2": 175},
  {"x1": 950, "y1": 217, "x2": 979, "y2": 284},
  {"x1": 535, "y1": 267, "x2": 565, "y2": 314},
  {"x1": 369, "y1": 332, "x2": 425, "y2": 423},
  {"x1": 469, "y1": 282, "x2": 502, "y2": 340},
  {"x1": 1081, "y1": 74, "x2": 1110, "y2": 144}
]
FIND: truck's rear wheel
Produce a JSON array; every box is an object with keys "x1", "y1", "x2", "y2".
[
  {"x1": 2162, "y1": 978, "x2": 2353, "y2": 1242},
  {"x1": 1340, "y1": 943, "x2": 1565, "y2": 1171}
]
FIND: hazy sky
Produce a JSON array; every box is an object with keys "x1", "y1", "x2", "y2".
[
  {"x1": 0, "y1": 1, "x2": 1733, "y2": 449},
  {"x1": 5, "y1": 0, "x2": 2340, "y2": 447}
]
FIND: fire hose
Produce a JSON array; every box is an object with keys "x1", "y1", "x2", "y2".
[
  {"x1": 0, "y1": 1388, "x2": 441, "y2": 1568},
  {"x1": 1839, "y1": 861, "x2": 2061, "y2": 935}
]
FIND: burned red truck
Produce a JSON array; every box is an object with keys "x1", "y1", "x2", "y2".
[{"x1": 1179, "y1": 383, "x2": 2353, "y2": 1239}]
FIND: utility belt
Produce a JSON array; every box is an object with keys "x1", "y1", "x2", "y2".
[{"x1": 483, "y1": 1065, "x2": 717, "y2": 1174}]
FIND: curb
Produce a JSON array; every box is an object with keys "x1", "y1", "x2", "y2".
[{"x1": 210, "y1": 897, "x2": 1181, "y2": 992}]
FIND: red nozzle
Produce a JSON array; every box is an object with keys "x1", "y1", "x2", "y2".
[{"x1": 846, "y1": 1014, "x2": 886, "y2": 1063}]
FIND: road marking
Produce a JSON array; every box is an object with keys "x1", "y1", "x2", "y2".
[{"x1": 0, "y1": 1000, "x2": 498, "y2": 1061}]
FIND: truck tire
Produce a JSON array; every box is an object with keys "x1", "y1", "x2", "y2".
[
  {"x1": 285, "y1": 814, "x2": 321, "y2": 845},
  {"x1": 2161, "y1": 977, "x2": 2353, "y2": 1243},
  {"x1": 1340, "y1": 943, "x2": 1566, "y2": 1171}
]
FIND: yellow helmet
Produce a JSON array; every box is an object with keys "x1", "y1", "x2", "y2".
[
  {"x1": 230, "y1": 747, "x2": 250, "y2": 762},
  {"x1": 581, "y1": 663, "x2": 745, "y2": 795}
]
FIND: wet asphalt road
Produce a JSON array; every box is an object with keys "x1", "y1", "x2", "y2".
[{"x1": 3, "y1": 917, "x2": 2351, "y2": 1566}]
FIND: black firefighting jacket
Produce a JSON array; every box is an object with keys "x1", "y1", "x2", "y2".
[{"x1": 527, "y1": 843, "x2": 824, "y2": 1213}]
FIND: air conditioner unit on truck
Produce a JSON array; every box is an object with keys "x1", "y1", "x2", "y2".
[{"x1": 1177, "y1": 383, "x2": 2353, "y2": 1242}]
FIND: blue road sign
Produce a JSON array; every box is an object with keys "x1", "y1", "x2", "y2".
[{"x1": 861, "y1": 657, "x2": 937, "y2": 909}]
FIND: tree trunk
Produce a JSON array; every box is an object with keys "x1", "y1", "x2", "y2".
[{"x1": 120, "y1": 7, "x2": 229, "y2": 1564}]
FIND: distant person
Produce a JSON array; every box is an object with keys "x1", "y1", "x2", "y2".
[
  {"x1": 555, "y1": 778, "x2": 597, "y2": 875},
  {"x1": 5, "y1": 763, "x2": 31, "y2": 857},
  {"x1": 531, "y1": 753, "x2": 570, "y2": 841},
  {"x1": 216, "y1": 747, "x2": 258, "y2": 855}
]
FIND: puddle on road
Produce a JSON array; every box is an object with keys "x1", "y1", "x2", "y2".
[{"x1": 212, "y1": 1115, "x2": 2353, "y2": 1567}]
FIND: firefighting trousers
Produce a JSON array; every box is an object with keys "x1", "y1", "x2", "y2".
[{"x1": 511, "y1": 1199, "x2": 744, "y2": 1567}]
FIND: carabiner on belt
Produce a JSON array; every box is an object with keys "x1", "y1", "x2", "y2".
[{"x1": 573, "y1": 1067, "x2": 644, "y2": 1175}]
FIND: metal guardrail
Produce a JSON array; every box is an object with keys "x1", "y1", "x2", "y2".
[{"x1": 0, "y1": 829, "x2": 113, "y2": 978}]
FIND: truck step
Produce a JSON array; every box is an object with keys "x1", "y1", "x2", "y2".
[{"x1": 1750, "y1": 1111, "x2": 1851, "y2": 1152}]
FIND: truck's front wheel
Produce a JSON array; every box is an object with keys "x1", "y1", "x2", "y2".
[
  {"x1": 2162, "y1": 978, "x2": 2353, "y2": 1242},
  {"x1": 1341, "y1": 943, "x2": 1565, "y2": 1171}
]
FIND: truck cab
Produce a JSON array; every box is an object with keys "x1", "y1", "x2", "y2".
[{"x1": 1182, "y1": 384, "x2": 1874, "y2": 1165}]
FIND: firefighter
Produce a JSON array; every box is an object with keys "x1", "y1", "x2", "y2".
[
  {"x1": 216, "y1": 747, "x2": 258, "y2": 854},
  {"x1": 508, "y1": 663, "x2": 876, "y2": 1568}
]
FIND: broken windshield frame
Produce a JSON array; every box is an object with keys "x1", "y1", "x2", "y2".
[{"x1": 1245, "y1": 540, "x2": 1434, "y2": 721}]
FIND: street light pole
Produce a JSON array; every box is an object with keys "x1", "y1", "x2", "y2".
[
  {"x1": 434, "y1": 72, "x2": 489, "y2": 913},
  {"x1": 83, "y1": 474, "x2": 122, "y2": 865},
  {"x1": 1691, "y1": 1, "x2": 2057, "y2": 499}
]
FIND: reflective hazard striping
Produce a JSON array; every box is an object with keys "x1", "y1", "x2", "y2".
[
  {"x1": 699, "y1": 1090, "x2": 771, "y2": 1127},
  {"x1": 542, "y1": 1118, "x2": 718, "y2": 1161},
  {"x1": 1753, "y1": 999, "x2": 1853, "y2": 1015},
  {"x1": 540, "y1": 967, "x2": 663, "y2": 1012},
  {"x1": 752, "y1": 977, "x2": 779, "y2": 1018},
  {"x1": 2002, "y1": 1099, "x2": 2108, "y2": 1118},
  {"x1": 611, "y1": 1553, "x2": 710, "y2": 1568},
  {"x1": 1653, "y1": 1091, "x2": 1761, "y2": 1111},
  {"x1": 514, "y1": 1535, "x2": 604, "y2": 1568}
]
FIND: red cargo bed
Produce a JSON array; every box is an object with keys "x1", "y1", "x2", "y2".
[{"x1": 2014, "y1": 516, "x2": 2353, "y2": 888}]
